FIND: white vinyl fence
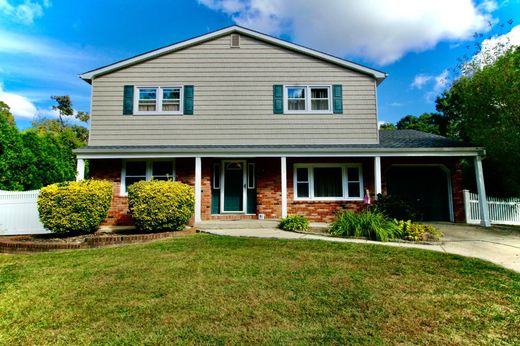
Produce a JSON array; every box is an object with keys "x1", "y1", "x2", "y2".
[
  {"x1": 0, "y1": 190, "x2": 49, "y2": 235},
  {"x1": 464, "y1": 190, "x2": 520, "y2": 226}
]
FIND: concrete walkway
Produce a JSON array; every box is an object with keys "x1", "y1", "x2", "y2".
[{"x1": 197, "y1": 221, "x2": 520, "y2": 273}]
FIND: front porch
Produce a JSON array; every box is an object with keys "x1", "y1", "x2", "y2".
[
  {"x1": 75, "y1": 130, "x2": 490, "y2": 227},
  {"x1": 82, "y1": 154, "x2": 488, "y2": 227}
]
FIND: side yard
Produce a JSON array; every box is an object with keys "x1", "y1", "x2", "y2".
[{"x1": 1, "y1": 234, "x2": 518, "y2": 345}]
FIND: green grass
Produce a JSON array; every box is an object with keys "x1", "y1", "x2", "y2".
[{"x1": 0, "y1": 234, "x2": 519, "y2": 345}]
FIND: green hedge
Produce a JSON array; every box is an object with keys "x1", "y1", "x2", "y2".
[
  {"x1": 38, "y1": 180, "x2": 112, "y2": 234},
  {"x1": 128, "y1": 180, "x2": 194, "y2": 232},
  {"x1": 279, "y1": 215, "x2": 309, "y2": 232}
]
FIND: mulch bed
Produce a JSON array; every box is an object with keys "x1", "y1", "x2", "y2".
[{"x1": 0, "y1": 227, "x2": 196, "y2": 253}]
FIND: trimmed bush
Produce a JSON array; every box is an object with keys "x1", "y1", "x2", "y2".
[
  {"x1": 394, "y1": 220, "x2": 443, "y2": 241},
  {"x1": 374, "y1": 194, "x2": 418, "y2": 221},
  {"x1": 38, "y1": 180, "x2": 112, "y2": 234},
  {"x1": 329, "y1": 210, "x2": 402, "y2": 242},
  {"x1": 279, "y1": 215, "x2": 309, "y2": 232},
  {"x1": 128, "y1": 180, "x2": 194, "y2": 232}
]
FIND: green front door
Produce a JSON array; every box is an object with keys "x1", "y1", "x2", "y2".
[{"x1": 223, "y1": 161, "x2": 245, "y2": 212}]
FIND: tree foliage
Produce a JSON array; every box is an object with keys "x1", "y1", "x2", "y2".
[
  {"x1": 381, "y1": 112, "x2": 451, "y2": 136},
  {"x1": 379, "y1": 122, "x2": 396, "y2": 131},
  {"x1": 0, "y1": 97, "x2": 89, "y2": 191},
  {"x1": 51, "y1": 95, "x2": 90, "y2": 127},
  {"x1": 395, "y1": 113, "x2": 451, "y2": 136},
  {"x1": 436, "y1": 46, "x2": 520, "y2": 196}
]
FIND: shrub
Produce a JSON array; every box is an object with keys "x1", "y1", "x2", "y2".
[
  {"x1": 393, "y1": 220, "x2": 443, "y2": 241},
  {"x1": 38, "y1": 179, "x2": 112, "y2": 234},
  {"x1": 128, "y1": 180, "x2": 194, "y2": 232},
  {"x1": 374, "y1": 194, "x2": 418, "y2": 221},
  {"x1": 279, "y1": 215, "x2": 309, "y2": 232},
  {"x1": 329, "y1": 210, "x2": 401, "y2": 241}
]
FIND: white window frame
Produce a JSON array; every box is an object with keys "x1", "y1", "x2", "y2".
[
  {"x1": 120, "y1": 159, "x2": 176, "y2": 196},
  {"x1": 293, "y1": 163, "x2": 363, "y2": 201},
  {"x1": 283, "y1": 85, "x2": 332, "y2": 114},
  {"x1": 134, "y1": 86, "x2": 184, "y2": 115}
]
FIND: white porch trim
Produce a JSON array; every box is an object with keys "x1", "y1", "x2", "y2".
[
  {"x1": 281, "y1": 156, "x2": 287, "y2": 218},
  {"x1": 474, "y1": 156, "x2": 491, "y2": 227},
  {"x1": 374, "y1": 156, "x2": 382, "y2": 197},
  {"x1": 76, "y1": 159, "x2": 85, "y2": 181},
  {"x1": 195, "y1": 157, "x2": 202, "y2": 223}
]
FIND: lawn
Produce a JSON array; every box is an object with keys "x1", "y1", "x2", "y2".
[{"x1": 0, "y1": 234, "x2": 518, "y2": 345}]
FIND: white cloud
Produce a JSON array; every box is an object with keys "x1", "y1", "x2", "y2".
[
  {"x1": 0, "y1": 84, "x2": 37, "y2": 119},
  {"x1": 199, "y1": 0, "x2": 497, "y2": 65},
  {"x1": 0, "y1": 29, "x2": 90, "y2": 60},
  {"x1": 470, "y1": 24, "x2": 520, "y2": 68},
  {"x1": 411, "y1": 74, "x2": 433, "y2": 89},
  {"x1": 424, "y1": 69, "x2": 450, "y2": 102},
  {"x1": 434, "y1": 69, "x2": 449, "y2": 91},
  {"x1": 0, "y1": 0, "x2": 49, "y2": 25},
  {"x1": 477, "y1": 0, "x2": 498, "y2": 12},
  {"x1": 0, "y1": 83, "x2": 64, "y2": 121}
]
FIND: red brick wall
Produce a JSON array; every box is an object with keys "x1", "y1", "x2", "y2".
[{"x1": 89, "y1": 159, "x2": 133, "y2": 226}]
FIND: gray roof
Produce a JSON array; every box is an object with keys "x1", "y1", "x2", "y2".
[
  {"x1": 76, "y1": 130, "x2": 471, "y2": 153},
  {"x1": 378, "y1": 130, "x2": 467, "y2": 148}
]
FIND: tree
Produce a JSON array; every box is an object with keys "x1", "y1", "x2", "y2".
[
  {"x1": 0, "y1": 102, "x2": 27, "y2": 190},
  {"x1": 379, "y1": 122, "x2": 396, "y2": 130},
  {"x1": 51, "y1": 95, "x2": 90, "y2": 128},
  {"x1": 436, "y1": 46, "x2": 520, "y2": 196},
  {"x1": 395, "y1": 113, "x2": 450, "y2": 136},
  {"x1": 0, "y1": 97, "x2": 89, "y2": 191}
]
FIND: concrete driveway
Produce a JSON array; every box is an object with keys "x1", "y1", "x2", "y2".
[
  {"x1": 432, "y1": 223, "x2": 520, "y2": 273},
  {"x1": 198, "y1": 221, "x2": 520, "y2": 273}
]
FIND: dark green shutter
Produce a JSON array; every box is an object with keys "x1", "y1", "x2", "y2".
[
  {"x1": 184, "y1": 85, "x2": 194, "y2": 115},
  {"x1": 123, "y1": 85, "x2": 134, "y2": 115},
  {"x1": 333, "y1": 84, "x2": 343, "y2": 114},
  {"x1": 273, "y1": 85, "x2": 283, "y2": 114}
]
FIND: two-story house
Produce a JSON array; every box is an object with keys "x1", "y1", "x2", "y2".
[{"x1": 75, "y1": 26, "x2": 490, "y2": 226}]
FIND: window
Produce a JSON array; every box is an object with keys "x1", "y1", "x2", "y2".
[
  {"x1": 135, "y1": 86, "x2": 183, "y2": 114},
  {"x1": 284, "y1": 85, "x2": 331, "y2": 113},
  {"x1": 247, "y1": 163, "x2": 255, "y2": 189},
  {"x1": 293, "y1": 164, "x2": 363, "y2": 200},
  {"x1": 213, "y1": 163, "x2": 220, "y2": 189},
  {"x1": 162, "y1": 88, "x2": 181, "y2": 112},
  {"x1": 313, "y1": 167, "x2": 343, "y2": 198},
  {"x1": 124, "y1": 161, "x2": 147, "y2": 193},
  {"x1": 121, "y1": 160, "x2": 175, "y2": 195}
]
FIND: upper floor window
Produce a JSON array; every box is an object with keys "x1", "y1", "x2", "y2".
[
  {"x1": 284, "y1": 85, "x2": 332, "y2": 114},
  {"x1": 135, "y1": 86, "x2": 183, "y2": 115}
]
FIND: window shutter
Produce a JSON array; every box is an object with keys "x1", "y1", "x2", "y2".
[
  {"x1": 273, "y1": 85, "x2": 283, "y2": 114},
  {"x1": 333, "y1": 84, "x2": 343, "y2": 114},
  {"x1": 183, "y1": 85, "x2": 194, "y2": 115},
  {"x1": 123, "y1": 85, "x2": 134, "y2": 115}
]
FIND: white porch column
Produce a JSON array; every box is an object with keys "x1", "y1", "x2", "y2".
[
  {"x1": 76, "y1": 159, "x2": 85, "y2": 181},
  {"x1": 281, "y1": 156, "x2": 288, "y2": 218},
  {"x1": 374, "y1": 156, "x2": 382, "y2": 198},
  {"x1": 474, "y1": 155, "x2": 490, "y2": 227},
  {"x1": 194, "y1": 157, "x2": 202, "y2": 224}
]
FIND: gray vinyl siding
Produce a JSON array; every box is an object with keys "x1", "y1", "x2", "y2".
[{"x1": 89, "y1": 34, "x2": 378, "y2": 146}]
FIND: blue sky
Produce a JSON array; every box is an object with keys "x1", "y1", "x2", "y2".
[{"x1": 0, "y1": 0, "x2": 519, "y2": 129}]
